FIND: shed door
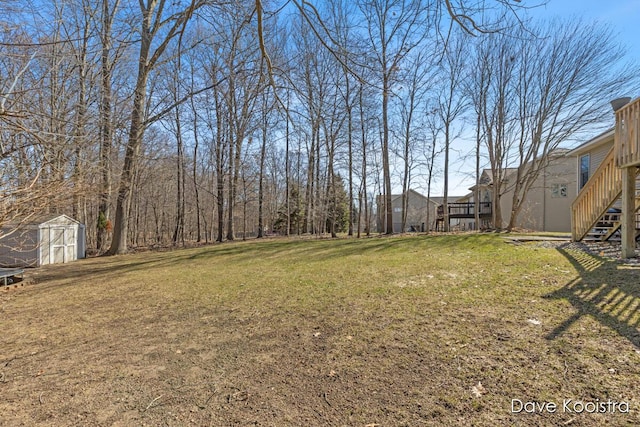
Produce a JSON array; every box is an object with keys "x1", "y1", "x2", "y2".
[
  {"x1": 50, "y1": 227, "x2": 66, "y2": 264},
  {"x1": 49, "y1": 227, "x2": 76, "y2": 264},
  {"x1": 65, "y1": 227, "x2": 76, "y2": 263}
]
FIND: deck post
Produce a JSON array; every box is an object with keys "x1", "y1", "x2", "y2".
[{"x1": 621, "y1": 166, "x2": 636, "y2": 258}]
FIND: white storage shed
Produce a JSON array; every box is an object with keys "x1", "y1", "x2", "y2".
[{"x1": 0, "y1": 214, "x2": 86, "y2": 267}]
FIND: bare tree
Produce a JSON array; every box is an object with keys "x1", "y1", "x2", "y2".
[
  {"x1": 424, "y1": 110, "x2": 443, "y2": 233},
  {"x1": 435, "y1": 31, "x2": 468, "y2": 232},
  {"x1": 96, "y1": 0, "x2": 122, "y2": 252},
  {"x1": 470, "y1": 32, "x2": 518, "y2": 229},
  {"x1": 469, "y1": 19, "x2": 637, "y2": 231},
  {"x1": 257, "y1": 86, "x2": 272, "y2": 238},
  {"x1": 396, "y1": 49, "x2": 432, "y2": 232},
  {"x1": 108, "y1": 0, "x2": 204, "y2": 255},
  {"x1": 0, "y1": 3, "x2": 91, "y2": 232},
  {"x1": 359, "y1": 0, "x2": 427, "y2": 234},
  {"x1": 504, "y1": 19, "x2": 635, "y2": 230}
]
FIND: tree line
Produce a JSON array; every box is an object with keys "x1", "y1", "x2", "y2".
[{"x1": 0, "y1": 0, "x2": 636, "y2": 253}]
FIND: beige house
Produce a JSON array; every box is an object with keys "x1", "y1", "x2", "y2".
[
  {"x1": 376, "y1": 190, "x2": 444, "y2": 233},
  {"x1": 444, "y1": 149, "x2": 577, "y2": 232},
  {"x1": 506, "y1": 149, "x2": 577, "y2": 232}
]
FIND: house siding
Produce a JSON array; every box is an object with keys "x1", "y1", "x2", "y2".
[
  {"x1": 568, "y1": 129, "x2": 615, "y2": 194},
  {"x1": 477, "y1": 153, "x2": 576, "y2": 232},
  {"x1": 508, "y1": 155, "x2": 576, "y2": 232},
  {"x1": 511, "y1": 179, "x2": 544, "y2": 231},
  {"x1": 377, "y1": 190, "x2": 441, "y2": 233},
  {"x1": 391, "y1": 191, "x2": 430, "y2": 232},
  {"x1": 544, "y1": 155, "x2": 578, "y2": 232},
  {"x1": 590, "y1": 143, "x2": 612, "y2": 177}
]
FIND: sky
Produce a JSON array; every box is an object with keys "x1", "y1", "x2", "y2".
[
  {"x1": 530, "y1": 0, "x2": 640, "y2": 63},
  {"x1": 439, "y1": 0, "x2": 640, "y2": 197}
]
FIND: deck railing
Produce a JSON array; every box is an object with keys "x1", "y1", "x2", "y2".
[
  {"x1": 571, "y1": 147, "x2": 622, "y2": 241},
  {"x1": 615, "y1": 97, "x2": 640, "y2": 168},
  {"x1": 437, "y1": 202, "x2": 492, "y2": 218}
]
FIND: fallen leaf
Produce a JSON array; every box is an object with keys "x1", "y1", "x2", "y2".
[
  {"x1": 527, "y1": 318, "x2": 541, "y2": 325},
  {"x1": 471, "y1": 382, "x2": 487, "y2": 397},
  {"x1": 232, "y1": 391, "x2": 248, "y2": 401}
]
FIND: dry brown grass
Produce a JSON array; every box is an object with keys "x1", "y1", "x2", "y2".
[{"x1": 1, "y1": 234, "x2": 639, "y2": 426}]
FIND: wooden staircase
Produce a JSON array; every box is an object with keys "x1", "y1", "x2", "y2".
[
  {"x1": 572, "y1": 97, "x2": 640, "y2": 245},
  {"x1": 571, "y1": 146, "x2": 640, "y2": 242},
  {"x1": 582, "y1": 200, "x2": 640, "y2": 241}
]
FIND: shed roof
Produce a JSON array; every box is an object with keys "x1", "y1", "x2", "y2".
[{"x1": 2, "y1": 214, "x2": 81, "y2": 228}]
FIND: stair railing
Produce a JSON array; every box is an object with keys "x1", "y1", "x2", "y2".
[
  {"x1": 615, "y1": 97, "x2": 640, "y2": 168},
  {"x1": 571, "y1": 147, "x2": 622, "y2": 241}
]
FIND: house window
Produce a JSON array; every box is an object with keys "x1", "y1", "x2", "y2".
[
  {"x1": 579, "y1": 154, "x2": 590, "y2": 189},
  {"x1": 551, "y1": 183, "x2": 568, "y2": 198}
]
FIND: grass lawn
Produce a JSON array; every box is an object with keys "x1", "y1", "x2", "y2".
[{"x1": 1, "y1": 234, "x2": 640, "y2": 426}]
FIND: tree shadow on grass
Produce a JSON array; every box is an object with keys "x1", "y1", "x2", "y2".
[
  {"x1": 179, "y1": 233, "x2": 500, "y2": 264},
  {"x1": 25, "y1": 233, "x2": 501, "y2": 292},
  {"x1": 545, "y1": 245, "x2": 640, "y2": 348}
]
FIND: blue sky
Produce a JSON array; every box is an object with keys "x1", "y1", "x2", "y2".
[{"x1": 527, "y1": 0, "x2": 640, "y2": 63}]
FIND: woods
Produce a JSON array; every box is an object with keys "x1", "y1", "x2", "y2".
[{"x1": 1, "y1": 0, "x2": 636, "y2": 252}]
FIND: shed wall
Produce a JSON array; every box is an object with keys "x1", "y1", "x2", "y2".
[
  {"x1": 0, "y1": 228, "x2": 39, "y2": 267},
  {"x1": 0, "y1": 215, "x2": 86, "y2": 267}
]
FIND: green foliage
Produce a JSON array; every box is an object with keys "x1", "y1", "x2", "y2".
[
  {"x1": 273, "y1": 184, "x2": 305, "y2": 234},
  {"x1": 97, "y1": 211, "x2": 108, "y2": 230},
  {"x1": 326, "y1": 174, "x2": 349, "y2": 233}
]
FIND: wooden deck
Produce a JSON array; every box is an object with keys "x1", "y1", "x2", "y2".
[
  {"x1": 437, "y1": 202, "x2": 492, "y2": 219},
  {"x1": 0, "y1": 268, "x2": 24, "y2": 286}
]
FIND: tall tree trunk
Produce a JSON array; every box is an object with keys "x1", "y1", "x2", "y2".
[
  {"x1": 474, "y1": 112, "x2": 481, "y2": 230},
  {"x1": 216, "y1": 153, "x2": 225, "y2": 243},
  {"x1": 172, "y1": 105, "x2": 185, "y2": 246},
  {"x1": 190, "y1": 95, "x2": 202, "y2": 242},
  {"x1": 285, "y1": 94, "x2": 291, "y2": 236},
  {"x1": 107, "y1": 0, "x2": 198, "y2": 254},
  {"x1": 359, "y1": 87, "x2": 369, "y2": 237},
  {"x1": 108, "y1": 67, "x2": 148, "y2": 255},
  {"x1": 303, "y1": 127, "x2": 316, "y2": 234},
  {"x1": 443, "y1": 121, "x2": 450, "y2": 232},
  {"x1": 226, "y1": 136, "x2": 238, "y2": 241},
  {"x1": 382, "y1": 71, "x2": 393, "y2": 235},
  {"x1": 345, "y1": 76, "x2": 354, "y2": 237},
  {"x1": 326, "y1": 134, "x2": 337, "y2": 238},
  {"x1": 97, "y1": 0, "x2": 116, "y2": 252},
  {"x1": 257, "y1": 103, "x2": 267, "y2": 238},
  {"x1": 213, "y1": 76, "x2": 225, "y2": 243}
]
